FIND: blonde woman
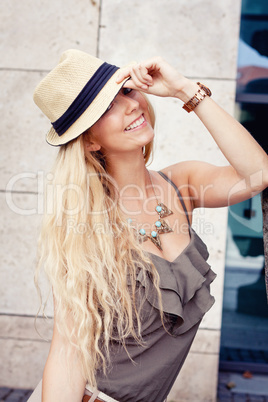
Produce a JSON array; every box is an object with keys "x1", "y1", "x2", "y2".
[{"x1": 32, "y1": 50, "x2": 268, "y2": 402}]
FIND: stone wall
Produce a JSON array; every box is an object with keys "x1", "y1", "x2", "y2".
[{"x1": 0, "y1": 1, "x2": 242, "y2": 400}]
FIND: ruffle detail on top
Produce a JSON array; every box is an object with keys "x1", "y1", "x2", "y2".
[{"x1": 136, "y1": 228, "x2": 216, "y2": 336}]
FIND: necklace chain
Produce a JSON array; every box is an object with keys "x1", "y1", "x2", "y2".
[{"x1": 128, "y1": 170, "x2": 173, "y2": 251}]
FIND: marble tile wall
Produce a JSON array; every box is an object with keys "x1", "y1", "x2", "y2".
[{"x1": 0, "y1": 0, "x2": 242, "y2": 399}]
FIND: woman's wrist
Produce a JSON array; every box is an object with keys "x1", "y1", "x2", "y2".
[{"x1": 173, "y1": 79, "x2": 199, "y2": 103}]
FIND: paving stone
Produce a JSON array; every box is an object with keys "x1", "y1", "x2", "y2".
[
  {"x1": 0, "y1": 388, "x2": 11, "y2": 399},
  {"x1": 4, "y1": 389, "x2": 28, "y2": 401},
  {"x1": 218, "y1": 396, "x2": 233, "y2": 401},
  {"x1": 217, "y1": 371, "x2": 268, "y2": 401},
  {"x1": 21, "y1": 391, "x2": 34, "y2": 402},
  {"x1": 232, "y1": 395, "x2": 249, "y2": 402},
  {"x1": 23, "y1": 396, "x2": 30, "y2": 402}
]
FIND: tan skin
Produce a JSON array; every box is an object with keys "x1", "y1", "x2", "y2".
[{"x1": 43, "y1": 57, "x2": 268, "y2": 401}]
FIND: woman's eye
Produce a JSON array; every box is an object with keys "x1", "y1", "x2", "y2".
[
  {"x1": 123, "y1": 88, "x2": 133, "y2": 95},
  {"x1": 105, "y1": 102, "x2": 114, "y2": 114}
]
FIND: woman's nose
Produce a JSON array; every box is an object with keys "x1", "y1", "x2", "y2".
[{"x1": 123, "y1": 95, "x2": 139, "y2": 114}]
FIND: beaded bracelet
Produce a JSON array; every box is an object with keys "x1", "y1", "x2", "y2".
[{"x1": 182, "y1": 82, "x2": 212, "y2": 113}]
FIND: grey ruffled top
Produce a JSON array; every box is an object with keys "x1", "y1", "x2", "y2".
[{"x1": 96, "y1": 172, "x2": 216, "y2": 402}]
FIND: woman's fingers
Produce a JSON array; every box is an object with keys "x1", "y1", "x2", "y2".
[
  {"x1": 116, "y1": 67, "x2": 132, "y2": 84},
  {"x1": 134, "y1": 64, "x2": 153, "y2": 85},
  {"x1": 127, "y1": 67, "x2": 147, "y2": 88},
  {"x1": 116, "y1": 63, "x2": 153, "y2": 88},
  {"x1": 117, "y1": 56, "x2": 184, "y2": 97},
  {"x1": 122, "y1": 79, "x2": 147, "y2": 91}
]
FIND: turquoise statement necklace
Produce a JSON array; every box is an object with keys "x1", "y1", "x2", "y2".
[{"x1": 128, "y1": 171, "x2": 173, "y2": 250}]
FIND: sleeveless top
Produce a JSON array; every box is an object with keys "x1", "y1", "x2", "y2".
[{"x1": 96, "y1": 172, "x2": 216, "y2": 402}]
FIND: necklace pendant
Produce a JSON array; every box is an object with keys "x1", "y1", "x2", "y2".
[
  {"x1": 156, "y1": 202, "x2": 173, "y2": 218},
  {"x1": 128, "y1": 171, "x2": 175, "y2": 252},
  {"x1": 138, "y1": 228, "x2": 149, "y2": 243},
  {"x1": 157, "y1": 219, "x2": 173, "y2": 234},
  {"x1": 139, "y1": 234, "x2": 149, "y2": 243},
  {"x1": 150, "y1": 231, "x2": 163, "y2": 251}
]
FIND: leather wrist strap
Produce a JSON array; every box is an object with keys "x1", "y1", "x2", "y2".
[
  {"x1": 182, "y1": 82, "x2": 212, "y2": 113},
  {"x1": 83, "y1": 394, "x2": 105, "y2": 402}
]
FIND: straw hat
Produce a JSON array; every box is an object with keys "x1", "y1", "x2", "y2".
[{"x1": 33, "y1": 49, "x2": 131, "y2": 146}]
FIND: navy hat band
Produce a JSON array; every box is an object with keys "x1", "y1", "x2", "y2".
[{"x1": 52, "y1": 62, "x2": 119, "y2": 136}]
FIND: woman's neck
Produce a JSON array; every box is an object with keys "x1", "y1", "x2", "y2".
[{"x1": 106, "y1": 151, "x2": 150, "y2": 196}]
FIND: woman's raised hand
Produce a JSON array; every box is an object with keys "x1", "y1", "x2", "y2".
[{"x1": 116, "y1": 57, "x2": 191, "y2": 99}]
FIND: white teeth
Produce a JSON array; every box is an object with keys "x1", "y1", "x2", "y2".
[{"x1": 125, "y1": 115, "x2": 145, "y2": 131}]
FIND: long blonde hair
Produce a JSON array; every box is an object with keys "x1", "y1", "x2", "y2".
[{"x1": 35, "y1": 97, "x2": 162, "y2": 386}]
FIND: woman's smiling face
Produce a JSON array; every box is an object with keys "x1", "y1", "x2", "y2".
[{"x1": 87, "y1": 88, "x2": 154, "y2": 156}]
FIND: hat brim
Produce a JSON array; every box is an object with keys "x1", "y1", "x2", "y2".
[{"x1": 46, "y1": 66, "x2": 132, "y2": 146}]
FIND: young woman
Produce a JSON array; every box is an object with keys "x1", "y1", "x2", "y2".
[{"x1": 32, "y1": 49, "x2": 268, "y2": 402}]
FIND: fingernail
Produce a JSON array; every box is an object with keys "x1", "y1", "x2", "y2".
[{"x1": 141, "y1": 85, "x2": 148, "y2": 89}]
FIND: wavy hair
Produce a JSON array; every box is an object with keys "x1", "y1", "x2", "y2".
[{"x1": 35, "y1": 96, "x2": 162, "y2": 387}]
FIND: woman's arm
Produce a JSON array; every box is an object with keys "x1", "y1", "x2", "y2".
[
  {"x1": 117, "y1": 57, "x2": 268, "y2": 208},
  {"x1": 42, "y1": 304, "x2": 86, "y2": 402},
  {"x1": 185, "y1": 83, "x2": 268, "y2": 207}
]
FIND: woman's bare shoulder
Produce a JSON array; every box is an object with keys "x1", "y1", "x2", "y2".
[
  {"x1": 159, "y1": 161, "x2": 195, "y2": 185},
  {"x1": 160, "y1": 160, "x2": 217, "y2": 185}
]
